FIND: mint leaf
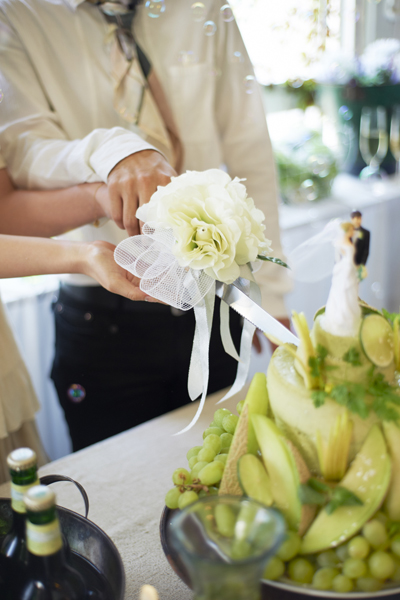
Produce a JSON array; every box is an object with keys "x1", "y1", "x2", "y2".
[
  {"x1": 316, "y1": 344, "x2": 329, "y2": 360},
  {"x1": 257, "y1": 255, "x2": 289, "y2": 269},
  {"x1": 343, "y1": 347, "x2": 362, "y2": 366},
  {"x1": 308, "y1": 356, "x2": 321, "y2": 378},
  {"x1": 312, "y1": 390, "x2": 328, "y2": 408},
  {"x1": 299, "y1": 484, "x2": 326, "y2": 506},
  {"x1": 307, "y1": 478, "x2": 330, "y2": 493},
  {"x1": 325, "y1": 487, "x2": 363, "y2": 514}
]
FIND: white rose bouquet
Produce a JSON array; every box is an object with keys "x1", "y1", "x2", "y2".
[
  {"x1": 136, "y1": 169, "x2": 273, "y2": 284},
  {"x1": 114, "y1": 169, "x2": 286, "y2": 432}
]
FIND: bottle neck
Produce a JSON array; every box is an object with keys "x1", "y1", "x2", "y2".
[
  {"x1": 27, "y1": 546, "x2": 67, "y2": 577},
  {"x1": 10, "y1": 466, "x2": 39, "y2": 515},
  {"x1": 26, "y1": 507, "x2": 63, "y2": 560}
]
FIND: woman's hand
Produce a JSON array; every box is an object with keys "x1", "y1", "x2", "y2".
[{"x1": 80, "y1": 240, "x2": 158, "y2": 302}]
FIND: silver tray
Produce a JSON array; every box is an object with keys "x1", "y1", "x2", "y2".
[{"x1": 160, "y1": 506, "x2": 400, "y2": 600}]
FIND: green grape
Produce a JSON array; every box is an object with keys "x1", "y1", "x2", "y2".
[
  {"x1": 391, "y1": 557, "x2": 400, "y2": 582},
  {"x1": 191, "y1": 461, "x2": 209, "y2": 478},
  {"x1": 277, "y1": 531, "x2": 301, "y2": 561},
  {"x1": 165, "y1": 487, "x2": 182, "y2": 509},
  {"x1": 342, "y1": 558, "x2": 367, "y2": 579},
  {"x1": 209, "y1": 421, "x2": 218, "y2": 428},
  {"x1": 213, "y1": 408, "x2": 232, "y2": 428},
  {"x1": 231, "y1": 539, "x2": 252, "y2": 560},
  {"x1": 335, "y1": 543, "x2": 349, "y2": 562},
  {"x1": 312, "y1": 567, "x2": 339, "y2": 590},
  {"x1": 362, "y1": 520, "x2": 388, "y2": 549},
  {"x1": 202, "y1": 427, "x2": 223, "y2": 439},
  {"x1": 236, "y1": 400, "x2": 245, "y2": 415},
  {"x1": 332, "y1": 574, "x2": 354, "y2": 593},
  {"x1": 356, "y1": 577, "x2": 383, "y2": 592},
  {"x1": 203, "y1": 434, "x2": 222, "y2": 454},
  {"x1": 215, "y1": 504, "x2": 236, "y2": 537},
  {"x1": 197, "y1": 447, "x2": 217, "y2": 463},
  {"x1": 172, "y1": 468, "x2": 191, "y2": 486},
  {"x1": 348, "y1": 536, "x2": 370, "y2": 560},
  {"x1": 263, "y1": 556, "x2": 285, "y2": 581},
  {"x1": 178, "y1": 490, "x2": 199, "y2": 510},
  {"x1": 186, "y1": 446, "x2": 202, "y2": 461},
  {"x1": 188, "y1": 456, "x2": 198, "y2": 469},
  {"x1": 222, "y1": 414, "x2": 239, "y2": 434},
  {"x1": 220, "y1": 433, "x2": 233, "y2": 451},
  {"x1": 198, "y1": 462, "x2": 225, "y2": 486},
  {"x1": 208, "y1": 486, "x2": 219, "y2": 495},
  {"x1": 391, "y1": 534, "x2": 400, "y2": 558},
  {"x1": 317, "y1": 550, "x2": 340, "y2": 568},
  {"x1": 214, "y1": 453, "x2": 228, "y2": 465},
  {"x1": 368, "y1": 550, "x2": 395, "y2": 579},
  {"x1": 288, "y1": 558, "x2": 315, "y2": 584}
]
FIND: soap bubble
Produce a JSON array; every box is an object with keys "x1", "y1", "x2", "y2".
[
  {"x1": 191, "y1": 2, "x2": 206, "y2": 22},
  {"x1": 338, "y1": 105, "x2": 353, "y2": 121},
  {"x1": 178, "y1": 50, "x2": 197, "y2": 66},
  {"x1": 232, "y1": 50, "x2": 244, "y2": 63},
  {"x1": 0, "y1": 90, "x2": 3, "y2": 103},
  {"x1": 243, "y1": 75, "x2": 255, "y2": 94},
  {"x1": 203, "y1": 20, "x2": 217, "y2": 36},
  {"x1": 307, "y1": 155, "x2": 330, "y2": 178},
  {"x1": 300, "y1": 179, "x2": 318, "y2": 201},
  {"x1": 145, "y1": 0, "x2": 165, "y2": 19},
  {"x1": 220, "y1": 4, "x2": 234, "y2": 22}
]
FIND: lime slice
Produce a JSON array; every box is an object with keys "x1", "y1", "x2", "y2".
[
  {"x1": 237, "y1": 454, "x2": 273, "y2": 507},
  {"x1": 360, "y1": 314, "x2": 394, "y2": 367}
]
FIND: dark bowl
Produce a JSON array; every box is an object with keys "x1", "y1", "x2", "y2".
[
  {"x1": 160, "y1": 506, "x2": 400, "y2": 600},
  {"x1": 0, "y1": 498, "x2": 125, "y2": 600}
]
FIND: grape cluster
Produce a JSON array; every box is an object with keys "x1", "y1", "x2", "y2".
[
  {"x1": 165, "y1": 405, "x2": 242, "y2": 510},
  {"x1": 264, "y1": 514, "x2": 400, "y2": 592}
]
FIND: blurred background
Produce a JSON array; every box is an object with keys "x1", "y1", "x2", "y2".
[{"x1": 2, "y1": 0, "x2": 400, "y2": 459}]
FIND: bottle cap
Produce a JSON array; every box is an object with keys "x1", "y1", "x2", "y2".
[
  {"x1": 24, "y1": 485, "x2": 55, "y2": 512},
  {"x1": 7, "y1": 447, "x2": 37, "y2": 471}
]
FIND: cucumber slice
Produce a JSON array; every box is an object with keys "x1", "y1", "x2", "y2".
[
  {"x1": 237, "y1": 454, "x2": 273, "y2": 507},
  {"x1": 360, "y1": 314, "x2": 394, "y2": 367}
]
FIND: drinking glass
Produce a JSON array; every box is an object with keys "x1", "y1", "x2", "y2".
[
  {"x1": 168, "y1": 495, "x2": 285, "y2": 600},
  {"x1": 390, "y1": 105, "x2": 400, "y2": 175},
  {"x1": 359, "y1": 106, "x2": 388, "y2": 179}
]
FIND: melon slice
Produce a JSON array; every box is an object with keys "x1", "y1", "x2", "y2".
[{"x1": 301, "y1": 424, "x2": 391, "y2": 554}]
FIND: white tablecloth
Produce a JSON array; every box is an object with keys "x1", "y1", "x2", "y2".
[{"x1": 0, "y1": 386, "x2": 247, "y2": 600}]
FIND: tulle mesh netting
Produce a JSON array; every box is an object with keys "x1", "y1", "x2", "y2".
[{"x1": 114, "y1": 223, "x2": 215, "y2": 310}]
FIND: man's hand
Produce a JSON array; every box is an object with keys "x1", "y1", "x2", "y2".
[{"x1": 107, "y1": 150, "x2": 176, "y2": 237}]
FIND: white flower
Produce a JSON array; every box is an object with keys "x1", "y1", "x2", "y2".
[{"x1": 136, "y1": 169, "x2": 272, "y2": 284}]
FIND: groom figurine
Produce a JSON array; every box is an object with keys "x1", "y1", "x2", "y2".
[{"x1": 350, "y1": 210, "x2": 370, "y2": 280}]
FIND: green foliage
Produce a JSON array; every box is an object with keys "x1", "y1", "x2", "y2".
[
  {"x1": 343, "y1": 347, "x2": 362, "y2": 367},
  {"x1": 257, "y1": 256, "x2": 289, "y2": 268},
  {"x1": 309, "y1": 347, "x2": 400, "y2": 423},
  {"x1": 299, "y1": 478, "x2": 363, "y2": 515}
]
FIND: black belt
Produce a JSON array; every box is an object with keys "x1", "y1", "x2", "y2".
[{"x1": 59, "y1": 284, "x2": 175, "y2": 314}]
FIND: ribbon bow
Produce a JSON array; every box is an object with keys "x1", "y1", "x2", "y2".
[{"x1": 115, "y1": 223, "x2": 260, "y2": 432}]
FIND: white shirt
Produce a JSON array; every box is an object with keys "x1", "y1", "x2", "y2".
[{"x1": 0, "y1": 0, "x2": 291, "y2": 316}]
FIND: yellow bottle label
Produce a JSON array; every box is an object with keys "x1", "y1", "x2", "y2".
[
  {"x1": 10, "y1": 479, "x2": 40, "y2": 514},
  {"x1": 26, "y1": 519, "x2": 63, "y2": 556}
]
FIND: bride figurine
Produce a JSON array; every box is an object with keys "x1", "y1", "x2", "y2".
[{"x1": 321, "y1": 221, "x2": 361, "y2": 337}]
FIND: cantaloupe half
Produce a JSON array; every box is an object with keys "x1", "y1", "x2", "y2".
[
  {"x1": 219, "y1": 373, "x2": 269, "y2": 496},
  {"x1": 383, "y1": 420, "x2": 400, "y2": 521}
]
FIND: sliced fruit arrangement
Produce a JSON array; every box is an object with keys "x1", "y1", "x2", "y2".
[{"x1": 165, "y1": 371, "x2": 400, "y2": 593}]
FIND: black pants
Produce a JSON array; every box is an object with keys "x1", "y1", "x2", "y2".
[{"x1": 51, "y1": 286, "x2": 242, "y2": 451}]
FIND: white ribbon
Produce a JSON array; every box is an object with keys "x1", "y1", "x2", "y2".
[{"x1": 114, "y1": 224, "x2": 260, "y2": 433}]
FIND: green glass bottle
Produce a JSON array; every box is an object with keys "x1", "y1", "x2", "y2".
[
  {"x1": 18, "y1": 485, "x2": 86, "y2": 600},
  {"x1": 1, "y1": 447, "x2": 39, "y2": 563}
]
